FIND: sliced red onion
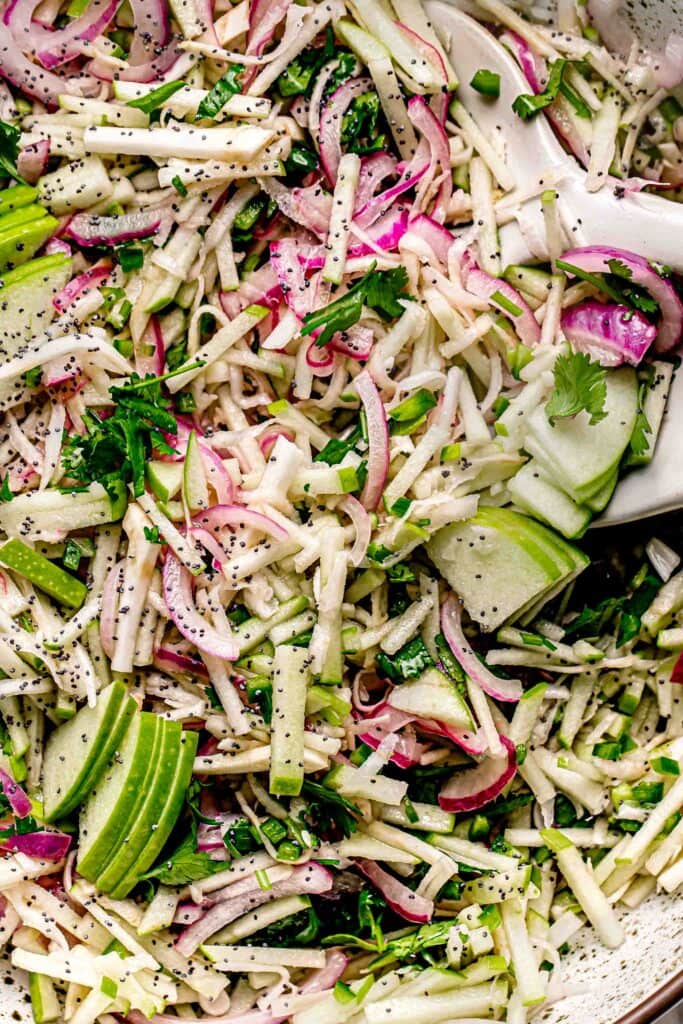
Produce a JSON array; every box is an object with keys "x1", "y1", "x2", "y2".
[
  {"x1": 17, "y1": 139, "x2": 49, "y2": 184},
  {"x1": 190, "y1": 527, "x2": 228, "y2": 569},
  {"x1": 0, "y1": 767, "x2": 32, "y2": 819},
  {"x1": 671, "y1": 652, "x2": 683, "y2": 684},
  {"x1": 127, "y1": 0, "x2": 170, "y2": 64},
  {"x1": 200, "y1": 445, "x2": 235, "y2": 505},
  {"x1": 355, "y1": 164, "x2": 428, "y2": 230},
  {"x1": 339, "y1": 495, "x2": 371, "y2": 567},
  {"x1": 247, "y1": 0, "x2": 290, "y2": 58},
  {"x1": 560, "y1": 246, "x2": 683, "y2": 352},
  {"x1": 1, "y1": 830, "x2": 71, "y2": 860},
  {"x1": 438, "y1": 734, "x2": 517, "y2": 813},
  {"x1": 652, "y1": 33, "x2": 683, "y2": 89},
  {"x1": 502, "y1": 30, "x2": 589, "y2": 166},
  {"x1": 290, "y1": 207, "x2": 410, "y2": 273},
  {"x1": 358, "y1": 725, "x2": 421, "y2": 769},
  {"x1": 441, "y1": 596, "x2": 522, "y2": 702},
  {"x1": 174, "y1": 901, "x2": 206, "y2": 925},
  {"x1": 162, "y1": 553, "x2": 239, "y2": 662},
  {"x1": 270, "y1": 239, "x2": 317, "y2": 319},
  {"x1": 306, "y1": 338, "x2": 335, "y2": 373},
  {"x1": 259, "y1": 427, "x2": 294, "y2": 459},
  {"x1": 465, "y1": 258, "x2": 541, "y2": 347},
  {"x1": 176, "y1": 862, "x2": 333, "y2": 955},
  {"x1": 355, "y1": 859, "x2": 433, "y2": 923},
  {"x1": 154, "y1": 645, "x2": 210, "y2": 678},
  {"x1": 407, "y1": 96, "x2": 452, "y2": 224},
  {"x1": 355, "y1": 152, "x2": 398, "y2": 213},
  {"x1": 192, "y1": 504, "x2": 289, "y2": 542},
  {"x1": 407, "y1": 213, "x2": 454, "y2": 265},
  {"x1": 354, "y1": 370, "x2": 389, "y2": 512},
  {"x1": 502, "y1": 30, "x2": 543, "y2": 93},
  {"x1": 65, "y1": 210, "x2": 161, "y2": 247},
  {"x1": 259, "y1": 177, "x2": 330, "y2": 240},
  {"x1": 44, "y1": 357, "x2": 84, "y2": 393},
  {"x1": 396, "y1": 22, "x2": 448, "y2": 87},
  {"x1": 35, "y1": 0, "x2": 119, "y2": 67},
  {"x1": 329, "y1": 324, "x2": 373, "y2": 361},
  {"x1": 52, "y1": 259, "x2": 112, "y2": 314},
  {"x1": 0, "y1": 22, "x2": 90, "y2": 103},
  {"x1": 45, "y1": 237, "x2": 72, "y2": 257},
  {"x1": 319, "y1": 76, "x2": 373, "y2": 185},
  {"x1": 416, "y1": 717, "x2": 488, "y2": 757},
  {"x1": 301, "y1": 950, "x2": 348, "y2": 994},
  {"x1": 561, "y1": 300, "x2": 656, "y2": 367}
]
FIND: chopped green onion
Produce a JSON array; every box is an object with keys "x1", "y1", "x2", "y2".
[{"x1": 470, "y1": 68, "x2": 501, "y2": 97}]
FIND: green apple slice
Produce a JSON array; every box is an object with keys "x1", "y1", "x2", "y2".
[
  {"x1": 77, "y1": 712, "x2": 161, "y2": 881},
  {"x1": 0, "y1": 482, "x2": 126, "y2": 541},
  {"x1": 182, "y1": 430, "x2": 209, "y2": 512},
  {"x1": 146, "y1": 461, "x2": 183, "y2": 503},
  {"x1": 0, "y1": 212, "x2": 59, "y2": 273},
  {"x1": 525, "y1": 366, "x2": 638, "y2": 503},
  {"x1": 0, "y1": 184, "x2": 39, "y2": 216},
  {"x1": 42, "y1": 681, "x2": 133, "y2": 821},
  {"x1": 95, "y1": 721, "x2": 183, "y2": 894},
  {"x1": 0, "y1": 253, "x2": 72, "y2": 359},
  {"x1": 428, "y1": 507, "x2": 588, "y2": 631},
  {"x1": 508, "y1": 462, "x2": 592, "y2": 539},
  {"x1": 109, "y1": 729, "x2": 198, "y2": 898},
  {"x1": 387, "y1": 668, "x2": 474, "y2": 730}
]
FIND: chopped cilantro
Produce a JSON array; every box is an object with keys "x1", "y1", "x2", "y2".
[
  {"x1": 301, "y1": 781, "x2": 360, "y2": 838},
  {"x1": 376, "y1": 636, "x2": 434, "y2": 684},
  {"x1": 512, "y1": 59, "x2": 567, "y2": 120},
  {"x1": 546, "y1": 351, "x2": 607, "y2": 426},
  {"x1": 0, "y1": 120, "x2": 26, "y2": 183},
  {"x1": 302, "y1": 265, "x2": 413, "y2": 347},
  {"x1": 141, "y1": 820, "x2": 225, "y2": 885},
  {"x1": 62, "y1": 373, "x2": 179, "y2": 499}
]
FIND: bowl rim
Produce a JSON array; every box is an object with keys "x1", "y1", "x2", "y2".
[{"x1": 615, "y1": 968, "x2": 683, "y2": 1024}]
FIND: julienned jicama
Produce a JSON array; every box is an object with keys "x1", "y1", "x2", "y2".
[{"x1": 0, "y1": 0, "x2": 682, "y2": 1021}]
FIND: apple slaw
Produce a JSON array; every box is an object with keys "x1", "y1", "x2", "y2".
[{"x1": 0, "y1": 0, "x2": 682, "y2": 1022}]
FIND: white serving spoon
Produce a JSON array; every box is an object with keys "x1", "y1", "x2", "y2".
[{"x1": 424, "y1": 0, "x2": 683, "y2": 525}]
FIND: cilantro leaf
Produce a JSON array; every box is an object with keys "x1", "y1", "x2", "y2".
[
  {"x1": 376, "y1": 636, "x2": 434, "y2": 685},
  {"x1": 62, "y1": 373, "x2": 178, "y2": 498},
  {"x1": 196, "y1": 65, "x2": 244, "y2": 120},
  {"x1": 363, "y1": 267, "x2": 411, "y2": 320},
  {"x1": 276, "y1": 31, "x2": 356, "y2": 98},
  {"x1": 141, "y1": 820, "x2": 225, "y2": 886},
  {"x1": 607, "y1": 258, "x2": 632, "y2": 280},
  {"x1": 628, "y1": 366, "x2": 655, "y2": 458},
  {"x1": 0, "y1": 120, "x2": 26, "y2": 184},
  {"x1": 546, "y1": 352, "x2": 607, "y2": 426},
  {"x1": 301, "y1": 264, "x2": 413, "y2": 348},
  {"x1": 341, "y1": 92, "x2": 386, "y2": 156},
  {"x1": 512, "y1": 59, "x2": 566, "y2": 121},
  {"x1": 301, "y1": 781, "x2": 360, "y2": 838},
  {"x1": 369, "y1": 918, "x2": 457, "y2": 970}
]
